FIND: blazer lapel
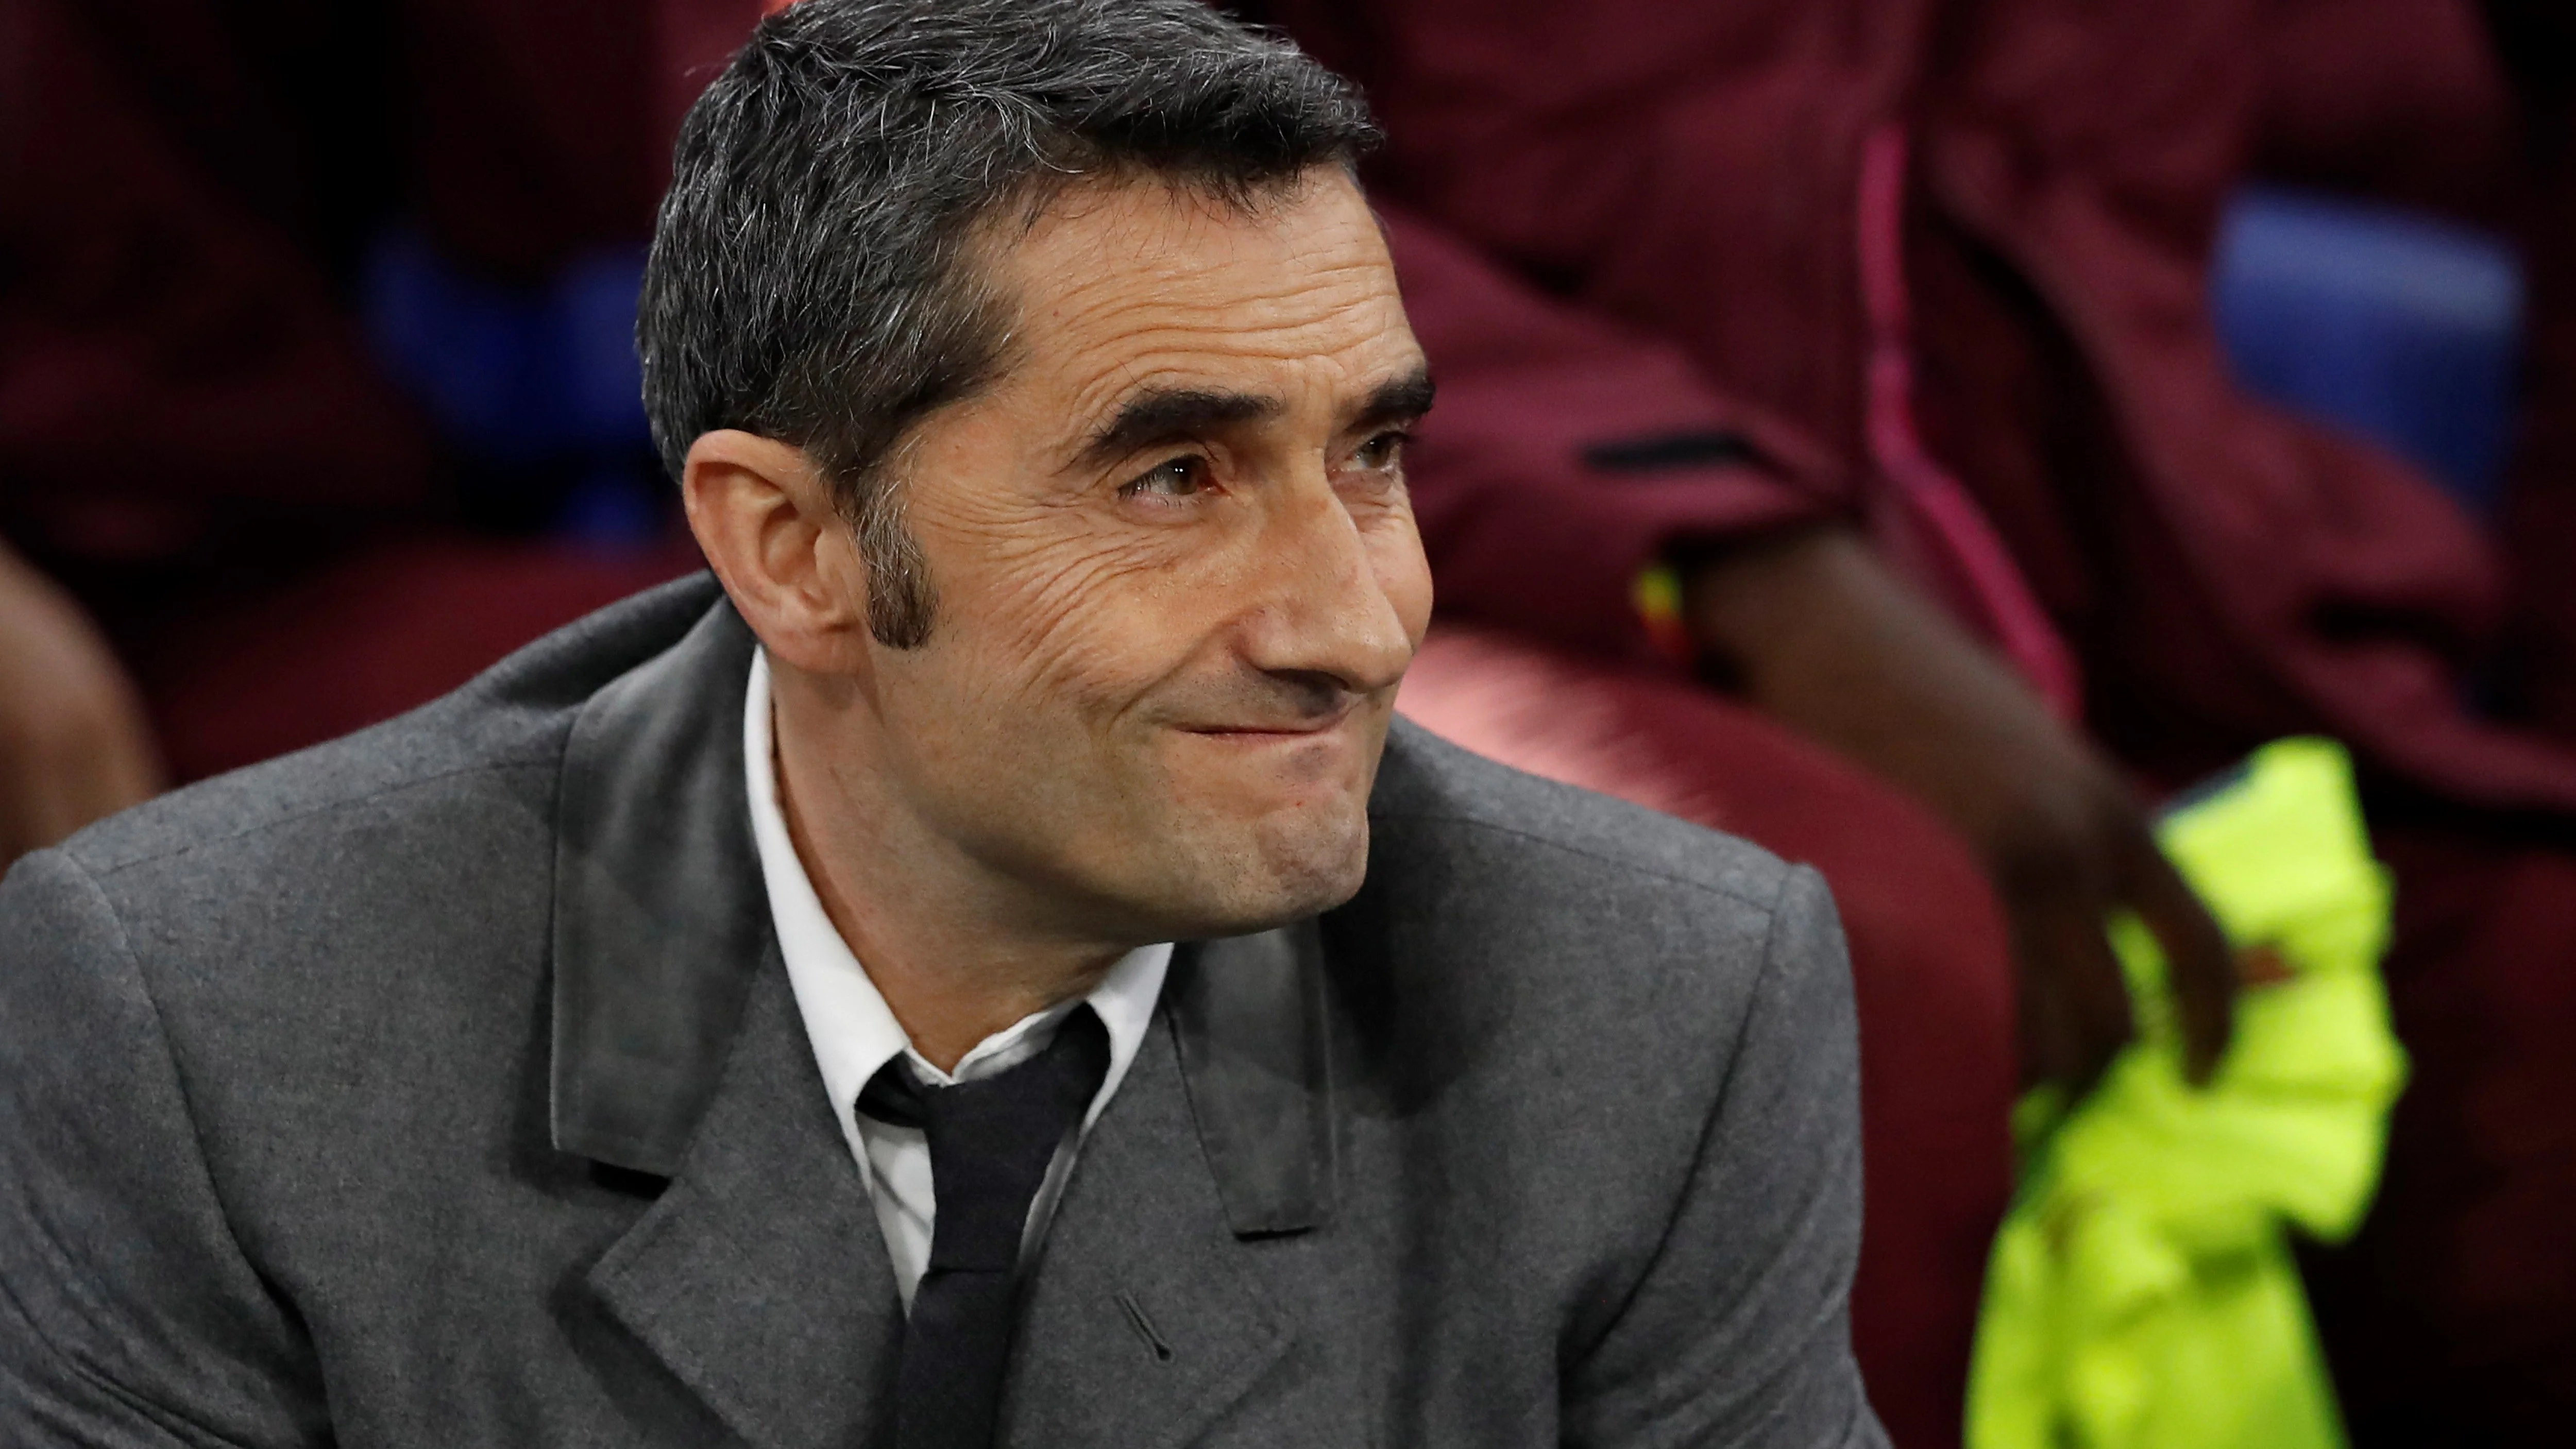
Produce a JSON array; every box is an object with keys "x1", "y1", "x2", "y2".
[
  {"x1": 1002, "y1": 925, "x2": 1335, "y2": 1448},
  {"x1": 550, "y1": 585, "x2": 768, "y2": 1176},
  {"x1": 1003, "y1": 1024, "x2": 1287, "y2": 1449},
  {"x1": 583, "y1": 954, "x2": 902, "y2": 1449},
  {"x1": 547, "y1": 587, "x2": 901, "y2": 1448}
]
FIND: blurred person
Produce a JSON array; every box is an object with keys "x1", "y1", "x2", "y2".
[
  {"x1": 1259, "y1": 0, "x2": 2576, "y2": 1439},
  {"x1": 0, "y1": 0, "x2": 762, "y2": 871},
  {"x1": 2449, "y1": 0, "x2": 2576, "y2": 753},
  {"x1": 0, "y1": 538, "x2": 164, "y2": 863},
  {"x1": 0, "y1": 3, "x2": 1891, "y2": 1445},
  {"x1": 2251, "y1": 3, "x2": 2576, "y2": 1439}
]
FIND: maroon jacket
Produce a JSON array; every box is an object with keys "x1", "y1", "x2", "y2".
[{"x1": 1273, "y1": 0, "x2": 2576, "y2": 814}]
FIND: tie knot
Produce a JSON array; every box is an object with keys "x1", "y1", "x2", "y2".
[{"x1": 856, "y1": 1005, "x2": 1112, "y2": 1272}]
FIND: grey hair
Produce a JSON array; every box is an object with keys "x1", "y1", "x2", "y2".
[{"x1": 637, "y1": 0, "x2": 1381, "y2": 647}]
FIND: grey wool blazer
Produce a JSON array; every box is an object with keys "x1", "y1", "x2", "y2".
[{"x1": 0, "y1": 575, "x2": 1887, "y2": 1448}]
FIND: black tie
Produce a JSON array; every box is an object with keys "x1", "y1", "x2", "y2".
[{"x1": 856, "y1": 1006, "x2": 1111, "y2": 1449}]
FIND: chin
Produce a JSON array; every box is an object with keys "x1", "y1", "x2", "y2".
[
  {"x1": 1263, "y1": 822, "x2": 1372, "y2": 917},
  {"x1": 1158, "y1": 803, "x2": 1372, "y2": 939}
]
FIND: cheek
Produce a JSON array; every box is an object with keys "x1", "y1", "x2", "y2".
[
  {"x1": 930, "y1": 520, "x2": 1204, "y2": 725},
  {"x1": 896, "y1": 421, "x2": 1177, "y2": 712},
  {"x1": 1368, "y1": 514, "x2": 1436, "y2": 646}
]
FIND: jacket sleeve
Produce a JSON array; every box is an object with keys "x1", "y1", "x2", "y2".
[
  {"x1": 1380, "y1": 207, "x2": 1852, "y2": 666},
  {"x1": 0, "y1": 849, "x2": 328, "y2": 1446},
  {"x1": 1559, "y1": 865, "x2": 1889, "y2": 1448}
]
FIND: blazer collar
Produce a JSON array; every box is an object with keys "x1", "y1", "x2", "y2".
[
  {"x1": 1163, "y1": 923, "x2": 1335, "y2": 1235},
  {"x1": 1003, "y1": 1011, "x2": 1296, "y2": 1449},
  {"x1": 545, "y1": 586, "x2": 1338, "y2": 1229},
  {"x1": 550, "y1": 585, "x2": 770, "y2": 1174},
  {"x1": 583, "y1": 944, "x2": 904, "y2": 1449}
]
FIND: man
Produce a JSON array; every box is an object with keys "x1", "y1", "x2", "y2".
[{"x1": 0, "y1": 3, "x2": 1887, "y2": 1444}]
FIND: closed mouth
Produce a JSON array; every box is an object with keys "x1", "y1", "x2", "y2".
[
  {"x1": 1185, "y1": 723, "x2": 1341, "y2": 739},
  {"x1": 1180, "y1": 705, "x2": 1359, "y2": 739}
]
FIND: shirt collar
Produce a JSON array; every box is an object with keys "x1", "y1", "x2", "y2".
[{"x1": 741, "y1": 649, "x2": 1168, "y2": 1156}]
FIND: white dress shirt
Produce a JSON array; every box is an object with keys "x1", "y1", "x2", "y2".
[{"x1": 742, "y1": 650, "x2": 1171, "y2": 1310}]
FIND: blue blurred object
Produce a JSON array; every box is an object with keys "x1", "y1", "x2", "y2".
[
  {"x1": 2213, "y1": 186, "x2": 2524, "y2": 517},
  {"x1": 360, "y1": 229, "x2": 666, "y2": 544}
]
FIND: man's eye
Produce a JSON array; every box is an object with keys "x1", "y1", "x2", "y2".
[
  {"x1": 1119, "y1": 455, "x2": 1210, "y2": 500},
  {"x1": 1354, "y1": 429, "x2": 1412, "y2": 471}
]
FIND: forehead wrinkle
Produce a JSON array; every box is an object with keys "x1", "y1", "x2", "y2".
[
  {"x1": 1040, "y1": 270, "x2": 1398, "y2": 384},
  {"x1": 1006, "y1": 195, "x2": 1395, "y2": 338},
  {"x1": 973, "y1": 175, "x2": 1409, "y2": 461}
]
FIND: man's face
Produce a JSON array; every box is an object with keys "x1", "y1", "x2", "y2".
[{"x1": 861, "y1": 169, "x2": 1433, "y2": 941}]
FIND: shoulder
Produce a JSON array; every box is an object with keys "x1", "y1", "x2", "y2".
[
  {"x1": 1335, "y1": 721, "x2": 1859, "y2": 1294},
  {"x1": 1353, "y1": 720, "x2": 1847, "y2": 1078},
  {"x1": 54, "y1": 575, "x2": 719, "y2": 889},
  {"x1": 2, "y1": 575, "x2": 725, "y2": 1050},
  {"x1": 1367, "y1": 716, "x2": 1805, "y2": 917}
]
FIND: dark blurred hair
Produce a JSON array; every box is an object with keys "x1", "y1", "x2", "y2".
[{"x1": 637, "y1": 0, "x2": 1379, "y2": 645}]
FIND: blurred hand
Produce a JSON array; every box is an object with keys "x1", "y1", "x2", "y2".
[
  {"x1": 0, "y1": 541, "x2": 164, "y2": 870},
  {"x1": 1686, "y1": 526, "x2": 2234, "y2": 1095}
]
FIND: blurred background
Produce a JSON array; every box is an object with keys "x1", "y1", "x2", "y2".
[{"x1": 4, "y1": 1, "x2": 2573, "y2": 1445}]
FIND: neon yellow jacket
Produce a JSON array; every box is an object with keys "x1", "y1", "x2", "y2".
[{"x1": 1967, "y1": 739, "x2": 2406, "y2": 1449}]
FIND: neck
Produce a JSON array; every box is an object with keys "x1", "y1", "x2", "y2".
[{"x1": 771, "y1": 681, "x2": 1127, "y2": 1073}]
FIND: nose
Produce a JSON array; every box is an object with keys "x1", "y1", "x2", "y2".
[{"x1": 1236, "y1": 472, "x2": 1422, "y2": 700}]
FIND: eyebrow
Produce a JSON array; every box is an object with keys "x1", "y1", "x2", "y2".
[
  {"x1": 1072, "y1": 364, "x2": 1438, "y2": 470},
  {"x1": 1076, "y1": 388, "x2": 1283, "y2": 469},
  {"x1": 1350, "y1": 365, "x2": 1436, "y2": 432}
]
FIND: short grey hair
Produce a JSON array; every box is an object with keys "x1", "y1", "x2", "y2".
[{"x1": 637, "y1": 0, "x2": 1381, "y2": 646}]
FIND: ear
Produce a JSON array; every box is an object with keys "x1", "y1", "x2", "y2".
[{"x1": 681, "y1": 429, "x2": 872, "y2": 674}]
